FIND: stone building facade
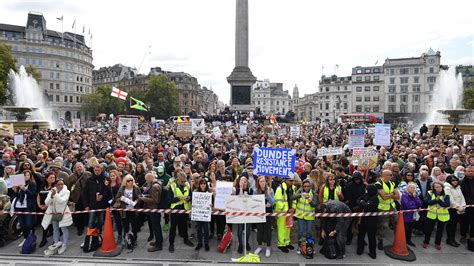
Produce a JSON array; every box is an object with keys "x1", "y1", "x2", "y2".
[
  {"x1": 0, "y1": 12, "x2": 93, "y2": 122},
  {"x1": 317, "y1": 75, "x2": 352, "y2": 122},
  {"x1": 351, "y1": 65, "x2": 384, "y2": 114},
  {"x1": 251, "y1": 79, "x2": 291, "y2": 116}
]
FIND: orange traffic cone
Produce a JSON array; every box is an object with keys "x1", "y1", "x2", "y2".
[
  {"x1": 384, "y1": 212, "x2": 416, "y2": 261},
  {"x1": 94, "y1": 208, "x2": 122, "y2": 257}
]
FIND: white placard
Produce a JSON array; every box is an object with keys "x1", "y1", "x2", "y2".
[
  {"x1": 249, "y1": 111, "x2": 254, "y2": 118},
  {"x1": 151, "y1": 117, "x2": 156, "y2": 124},
  {"x1": 317, "y1": 147, "x2": 343, "y2": 157},
  {"x1": 352, "y1": 147, "x2": 368, "y2": 166},
  {"x1": 239, "y1": 125, "x2": 247, "y2": 136},
  {"x1": 14, "y1": 134, "x2": 24, "y2": 145},
  {"x1": 214, "y1": 181, "x2": 233, "y2": 210},
  {"x1": 290, "y1": 126, "x2": 300, "y2": 139},
  {"x1": 374, "y1": 124, "x2": 391, "y2": 146},
  {"x1": 8, "y1": 174, "x2": 25, "y2": 188},
  {"x1": 225, "y1": 195, "x2": 266, "y2": 224},
  {"x1": 131, "y1": 118, "x2": 139, "y2": 130},
  {"x1": 135, "y1": 134, "x2": 150, "y2": 142},
  {"x1": 212, "y1": 127, "x2": 222, "y2": 138},
  {"x1": 225, "y1": 121, "x2": 232, "y2": 127},
  {"x1": 191, "y1": 192, "x2": 212, "y2": 222},
  {"x1": 212, "y1": 121, "x2": 222, "y2": 127},
  {"x1": 72, "y1": 118, "x2": 81, "y2": 130},
  {"x1": 118, "y1": 118, "x2": 132, "y2": 136},
  {"x1": 464, "y1": 135, "x2": 473, "y2": 146},
  {"x1": 348, "y1": 129, "x2": 365, "y2": 149},
  {"x1": 191, "y1": 119, "x2": 205, "y2": 135}
]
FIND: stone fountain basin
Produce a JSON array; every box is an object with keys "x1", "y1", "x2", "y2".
[{"x1": 436, "y1": 109, "x2": 472, "y2": 116}]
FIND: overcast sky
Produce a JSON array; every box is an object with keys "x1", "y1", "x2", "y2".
[{"x1": 2, "y1": 0, "x2": 473, "y2": 103}]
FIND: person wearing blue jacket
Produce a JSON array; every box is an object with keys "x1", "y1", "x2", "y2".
[{"x1": 12, "y1": 170, "x2": 37, "y2": 249}]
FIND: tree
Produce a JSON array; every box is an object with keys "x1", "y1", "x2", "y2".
[
  {"x1": 464, "y1": 87, "x2": 474, "y2": 109},
  {"x1": 0, "y1": 43, "x2": 17, "y2": 105},
  {"x1": 82, "y1": 85, "x2": 124, "y2": 118},
  {"x1": 25, "y1": 65, "x2": 42, "y2": 83},
  {"x1": 145, "y1": 75, "x2": 179, "y2": 119}
]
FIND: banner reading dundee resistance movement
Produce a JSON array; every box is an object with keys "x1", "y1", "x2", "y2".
[{"x1": 253, "y1": 147, "x2": 296, "y2": 178}]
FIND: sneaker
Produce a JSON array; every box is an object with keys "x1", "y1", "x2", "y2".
[
  {"x1": 163, "y1": 223, "x2": 170, "y2": 232},
  {"x1": 195, "y1": 243, "x2": 203, "y2": 251},
  {"x1": 80, "y1": 242, "x2": 84, "y2": 248},
  {"x1": 435, "y1": 244, "x2": 441, "y2": 250},
  {"x1": 265, "y1": 247, "x2": 271, "y2": 257},
  {"x1": 49, "y1": 242, "x2": 62, "y2": 250},
  {"x1": 57, "y1": 245, "x2": 67, "y2": 255},
  {"x1": 169, "y1": 244, "x2": 174, "y2": 253},
  {"x1": 39, "y1": 238, "x2": 48, "y2": 248},
  {"x1": 205, "y1": 244, "x2": 210, "y2": 251},
  {"x1": 296, "y1": 248, "x2": 301, "y2": 255},
  {"x1": 18, "y1": 239, "x2": 25, "y2": 248},
  {"x1": 254, "y1": 247, "x2": 262, "y2": 255},
  {"x1": 286, "y1": 244, "x2": 294, "y2": 250},
  {"x1": 278, "y1": 246, "x2": 289, "y2": 253}
]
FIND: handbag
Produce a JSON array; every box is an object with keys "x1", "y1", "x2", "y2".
[
  {"x1": 51, "y1": 200, "x2": 67, "y2": 222},
  {"x1": 412, "y1": 211, "x2": 420, "y2": 221}
]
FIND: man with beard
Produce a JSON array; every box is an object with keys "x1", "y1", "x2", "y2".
[
  {"x1": 68, "y1": 162, "x2": 91, "y2": 236},
  {"x1": 83, "y1": 164, "x2": 107, "y2": 232}
]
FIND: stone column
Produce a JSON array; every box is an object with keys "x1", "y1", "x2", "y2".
[{"x1": 235, "y1": 0, "x2": 249, "y2": 67}]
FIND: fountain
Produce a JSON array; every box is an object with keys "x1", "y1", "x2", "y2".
[
  {"x1": 426, "y1": 66, "x2": 473, "y2": 134},
  {"x1": 0, "y1": 66, "x2": 52, "y2": 130}
]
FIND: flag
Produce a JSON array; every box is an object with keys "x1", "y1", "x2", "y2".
[
  {"x1": 72, "y1": 19, "x2": 75, "y2": 29},
  {"x1": 56, "y1": 15, "x2": 63, "y2": 21},
  {"x1": 110, "y1": 87, "x2": 128, "y2": 100},
  {"x1": 130, "y1": 96, "x2": 149, "y2": 111},
  {"x1": 269, "y1": 114, "x2": 281, "y2": 129}
]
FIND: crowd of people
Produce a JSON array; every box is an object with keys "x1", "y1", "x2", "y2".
[{"x1": 0, "y1": 118, "x2": 473, "y2": 260}]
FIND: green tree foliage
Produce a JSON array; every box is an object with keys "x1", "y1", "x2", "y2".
[
  {"x1": 0, "y1": 43, "x2": 17, "y2": 105},
  {"x1": 25, "y1": 65, "x2": 42, "y2": 83},
  {"x1": 82, "y1": 85, "x2": 124, "y2": 118},
  {"x1": 464, "y1": 86, "x2": 474, "y2": 109},
  {"x1": 145, "y1": 75, "x2": 179, "y2": 119}
]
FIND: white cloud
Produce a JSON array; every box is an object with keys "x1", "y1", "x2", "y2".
[{"x1": 1, "y1": 0, "x2": 473, "y2": 104}]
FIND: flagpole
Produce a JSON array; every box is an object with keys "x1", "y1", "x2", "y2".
[{"x1": 61, "y1": 16, "x2": 63, "y2": 43}]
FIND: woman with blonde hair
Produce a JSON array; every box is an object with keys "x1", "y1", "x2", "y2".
[{"x1": 113, "y1": 175, "x2": 141, "y2": 244}]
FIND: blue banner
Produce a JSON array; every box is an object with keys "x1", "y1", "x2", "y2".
[{"x1": 253, "y1": 147, "x2": 296, "y2": 178}]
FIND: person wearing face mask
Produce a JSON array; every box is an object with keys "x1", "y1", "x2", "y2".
[
  {"x1": 460, "y1": 165, "x2": 474, "y2": 245},
  {"x1": 444, "y1": 175, "x2": 465, "y2": 247}
]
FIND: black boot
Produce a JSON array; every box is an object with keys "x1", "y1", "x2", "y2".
[{"x1": 39, "y1": 229, "x2": 48, "y2": 248}]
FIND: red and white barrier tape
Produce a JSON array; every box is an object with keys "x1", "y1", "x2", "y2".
[{"x1": 1, "y1": 205, "x2": 473, "y2": 218}]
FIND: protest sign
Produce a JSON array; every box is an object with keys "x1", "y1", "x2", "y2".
[
  {"x1": 278, "y1": 127, "x2": 287, "y2": 136},
  {"x1": 131, "y1": 118, "x2": 139, "y2": 130},
  {"x1": 135, "y1": 134, "x2": 150, "y2": 142},
  {"x1": 352, "y1": 147, "x2": 368, "y2": 165},
  {"x1": 225, "y1": 195, "x2": 266, "y2": 224},
  {"x1": 14, "y1": 134, "x2": 24, "y2": 145},
  {"x1": 253, "y1": 147, "x2": 296, "y2": 178},
  {"x1": 464, "y1": 135, "x2": 473, "y2": 146},
  {"x1": 151, "y1": 117, "x2": 156, "y2": 124},
  {"x1": 348, "y1": 129, "x2": 365, "y2": 149},
  {"x1": 290, "y1": 126, "x2": 300, "y2": 139},
  {"x1": 317, "y1": 147, "x2": 343, "y2": 157},
  {"x1": 225, "y1": 121, "x2": 232, "y2": 127},
  {"x1": 8, "y1": 174, "x2": 25, "y2": 188},
  {"x1": 191, "y1": 119, "x2": 205, "y2": 135},
  {"x1": 374, "y1": 124, "x2": 391, "y2": 146},
  {"x1": 357, "y1": 151, "x2": 379, "y2": 171},
  {"x1": 240, "y1": 125, "x2": 247, "y2": 136},
  {"x1": 176, "y1": 122, "x2": 192, "y2": 138},
  {"x1": 191, "y1": 192, "x2": 212, "y2": 222},
  {"x1": 212, "y1": 121, "x2": 222, "y2": 127},
  {"x1": 118, "y1": 118, "x2": 132, "y2": 136},
  {"x1": 212, "y1": 127, "x2": 222, "y2": 138},
  {"x1": 72, "y1": 118, "x2": 81, "y2": 130},
  {"x1": 215, "y1": 181, "x2": 233, "y2": 210}
]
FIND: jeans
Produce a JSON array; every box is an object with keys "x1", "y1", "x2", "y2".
[
  {"x1": 87, "y1": 211, "x2": 104, "y2": 231},
  {"x1": 297, "y1": 219, "x2": 313, "y2": 240},
  {"x1": 196, "y1": 221, "x2": 210, "y2": 245},
  {"x1": 149, "y1": 213, "x2": 163, "y2": 245},
  {"x1": 237, "y1": 223, "x2": 251, "y2": 246},
  {"x1": 17, "y1": 208, "x2": 34, "y2": 239},
  {"x1": 52, "y1": 221, "x2": 69, "y2": 246}
]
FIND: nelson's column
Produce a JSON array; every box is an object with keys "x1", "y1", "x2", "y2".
[{"x1": 227, "y1": 0, "x2": 257, "y2": 112}]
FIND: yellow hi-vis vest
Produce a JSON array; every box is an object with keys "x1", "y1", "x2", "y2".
[
  {"x1": 295, "y1": 190, "x2": 315, "y2": 220},
  {"x1": 376, "y1": 180, "x2": 396, "y2": 211},
  {"x1": 426, "y1": 191, "x2": 450, "y2": 222},
  {"x1": 323, "y1": 185, "x2": 341, "y2": 203},
  {"x1": 170, "y1": 182, "x2": 190, "y2": 210},
  {"x1": 274, "y1": 183, "x2": 297, "y2": 213}
]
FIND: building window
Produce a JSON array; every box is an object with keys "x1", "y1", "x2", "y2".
[
  {"x1": 276, "y1": 101, "x2": 279, "y2": 105},
  {"x1": 356, "y1": 96, "x2": 362, "y2": 102},
  {"x1": 56, "y1": 83, "x2": 60, "y2": 90},
  {"x1": 344, "y1": 86, "x2": 347, "y2": 90},
  {"x1": 365, "y1": 86, "x2": 370, "y2": 92},
  {"x1": 430, "y1": 67, "x2": 434, "y2": 73},
  {"x1": 413, "y1": 85, "x2": 421, "y2": 92},
  {"x1": 257, "y1": 101, "x2": 260, "y2": 105},
  {"x1": 389, "y1": 95, "x2": 396, "y2": 103},
  {"x1": 400, "y1": 104, "x2": 408, "y2": 113},
  {"x1": 373, "y1": 106, "x2": 379, "y2": 112},
  {"x1": 390, "y1": 69, "x2": 395, "y2": 75},
  {"x1": 413, "y1": 105, "x2": 420, "y2": 113},
  {"x1": 374, "y1": 76, "x2": 380, "y2": 81},
  {"x1": 390, "y1": 78, "x2": 395, "y2": 84},
  {"x1": 325, "y1": 103, "x2": 329, "y2": 109},
  {"x1": 414, "y1": 76, "x2": 419, "y2": 83},
  {"x1": 344, "y1": 95, "x2": 347, "y2": 99},
  {"x1": 429, "y1": 84, "x2": 434, "y2": 91},
  {"x1": 401, "y1": 85, "x2": 408, "y2": 92},
  {"x1": 365, "y1": 69, "x2": 371, "y2": 73},
  {"x1": 413, "y1": 94, "x2": 420, "y2": 102},
  {"x1": 356, "y1": 69, "x2": 362, "y2": 74},
  {"x1": 326, "y1": 87, "x2": 329, "y2": 92},
  {"x1": 388, "y1": 105, "x2": 396, "y2": 113},
  {"x1": 388, "y1": 86, "x2": 396, "y2": 93},
  {"x1": 400, "y1": 77, "x2": 409, "y2": 84},
  {"x1": 401, "y1": 95, "x2": 408, "y2": 102},
  {"x1": 356, "y1": 77, "x2": 362, "y2": 81},
  {"x1": 414, "y1": 68, "x2": 419, "y2": 74},
  {"x1": 356, "y1": 86, "x2": 362, "y2": 92},
  {"x1": 50, "y1": 83, "x2": 54, "y2": 90},
  {"x1": 326, "y1": 96, "x2": 329, "y2": 99},
  {"x1": 344, "y1": 102, "x2": 347, "y2": 109},
  {"x1": 374, "y1": 68, "x2": 380, "y2": 73},
  {"x1": 373, "y1": 96, "x2": 379, "y2": 101},
  {"x1": 64, "y1": 96, "x2": 68, "y2": 102},
  {"x1": 356, "y1": 105, "x2": 362, "y2": 112},
  {"x1": 400, "y1": 68, "x2": 409, "y2": 75},
  {"x1": 373, "y1": 86, "x2": 380, "y2": 91},
  {"x1": 364, "y1": 106, "x2": 371, "y2": 112},
  {"x1": 365, "y1": 76, "x2": 371, "y2": 81},
  {"x1": 427, "y1": 76, "x2": 436, "y2": 83},
  {"x1": 56, "y1": 95, "x2": 59, "y2": 102}
]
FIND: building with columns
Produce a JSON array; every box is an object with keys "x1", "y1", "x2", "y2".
[{"x1": 0, "y1": 12, "x2": 94, "y2": 122}]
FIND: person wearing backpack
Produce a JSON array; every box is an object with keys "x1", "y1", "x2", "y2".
[
  {"x1": 320, "y1": 200, "x2": 351, "y2": 259},
  {"x1": 137, "y1": 172, "x2": 163, "y2": 252},
  {"x1": 42, "y1": 179, "x2": 73, "y2": 255},
  {"x1": 11, "y1": 170, "x2": 37, "y2": 249}
]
